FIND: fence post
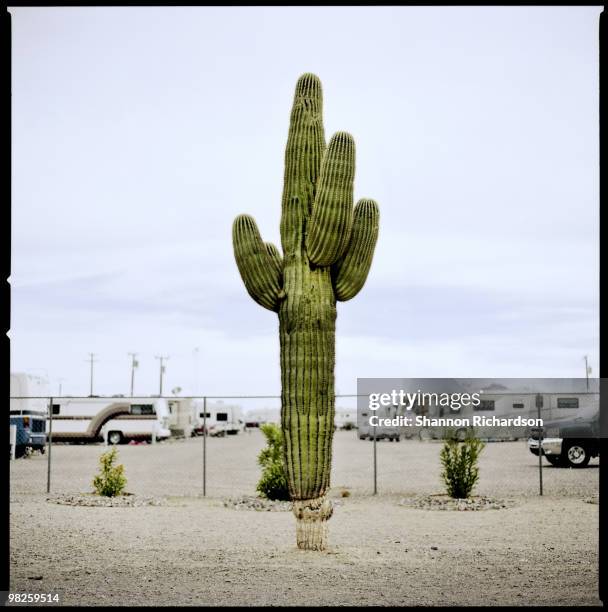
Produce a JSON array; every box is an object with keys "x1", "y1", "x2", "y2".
[
  {"x1": 536, "y1": 393, "x2": 543, "y2": 496},
  {"x1": 203, "y1": 396, "x2": 207, "y2": 497},
  {"x1": 46, "y1": 396, "x2": 53, "y2": 494},
  {"x1": 373, "y1": 423, "x2": 377, "y2": 495},
  {"x1": 10, "y1": 425, "x2": 16, "y2": 461}
]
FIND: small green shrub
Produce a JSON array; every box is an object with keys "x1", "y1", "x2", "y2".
[
  {"x1": 92, "y1": 447, "x2": 127, "y2": 497},
  {"x1": 256, "y1": 423, "x2": 289, "y2": 501},
  {"x1": 440, "y1": 433, "x2": 485, "y2": 499}
]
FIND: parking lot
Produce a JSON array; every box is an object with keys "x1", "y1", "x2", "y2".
[{"x1": 9, "y1": 431, "x2": 601, "y2": 606}]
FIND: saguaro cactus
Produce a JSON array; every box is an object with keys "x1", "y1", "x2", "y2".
[{"x1": 232, "y1": 73, "x2": 379, "y2": 550}]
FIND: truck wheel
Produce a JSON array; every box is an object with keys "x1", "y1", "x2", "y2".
[
  {"x1": 545, "y1": 455, "x2": 563, "y2": 467},
  {"x1": 358, "y1": 435, "x2": 367, "y2": 440},
  {"x1": 108, "y1": 431, "x2": 123, "y2": 445},
  {"x1": 563, "y1": 441, "x2": 590, "y2": 468}
]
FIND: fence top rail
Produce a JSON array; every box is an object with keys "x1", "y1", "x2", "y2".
[
  {"x1": 8, "y1": 394, "x2": 367, "y2": 400},
  {"x1": 9, "y1": 391, "x2": 601, "y2": 400}
]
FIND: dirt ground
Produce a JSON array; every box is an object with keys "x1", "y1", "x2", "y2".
[{"x1": 9, "y1": 431, "x2": 602, "y2": 606}]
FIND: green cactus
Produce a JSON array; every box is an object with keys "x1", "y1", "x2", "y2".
[{"x1": 232, "y1": 73, "x2": 379, "y2": 550}]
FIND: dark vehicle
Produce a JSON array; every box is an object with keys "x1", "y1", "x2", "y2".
[
  {"x1": 528, "y1": 412, "x2": 599, "y2": 468},
  {"x1": 9, "y1": 412, "x2": 47, "y2": 458}
]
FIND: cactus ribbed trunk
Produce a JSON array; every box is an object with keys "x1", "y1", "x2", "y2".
[
  {"x1": 232, "y1": 73, "x2": 379, "y2": 551},
  {"x1": 280, "y1": 258, "x2": 336, "y2": 547}
]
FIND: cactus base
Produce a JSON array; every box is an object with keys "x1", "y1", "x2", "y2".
[{"x1": 293, "y1": 496, "x2": 333, "y2": 551}]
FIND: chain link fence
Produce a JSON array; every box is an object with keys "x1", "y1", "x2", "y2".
[{"x1": 9, "y1": 394, "x2": 600, "y2": 500}]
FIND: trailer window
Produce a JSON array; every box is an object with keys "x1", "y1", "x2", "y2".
[
  {"x1": 199, "y1": 412, "x2": 210, "y2": 419},
  {"x1": 512, "y1": 403, "x2": 524, "y2": 409},
  {"x1": 557, "y1": 398, "x2": 579, "y2": 409},
  {"x1": 216, "y1": 412, "x2": 228, "y2": 421},
  {"x1": 131, "y1": 404, "x2": 155, "y2": 415},
  {"x1": 52, "y1": 404, "x2": 61, "y2": 415},
  {"x1": 474, "y1": 400, "x2": 495, "y2": 411}
]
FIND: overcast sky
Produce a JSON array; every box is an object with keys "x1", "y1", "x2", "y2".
[{"x1": 9, "y1": 6, "x2": 601, "y2": 405}]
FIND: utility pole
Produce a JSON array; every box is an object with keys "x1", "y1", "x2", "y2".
[
  {"x1": 86, "y1": 353, "x2": 97, "y2": 397},
  {"x1": 128, "y1": 353, "x2": 138, "y2": 397},
  {"x1": 155, "y1": 355, "x2": 169, "y2": 396},
  {"x1": 584, "y1": 355, "x2": 591, "y2": 391},
  {"x1": 193, "y1": 347, "x2": 199, "y2": 397}
]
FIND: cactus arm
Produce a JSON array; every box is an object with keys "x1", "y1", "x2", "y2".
[
  {"x1": 265, "y1": 242, "x2": 283, "y2": 277},
  {"x1": 232, "y1": 214, "x2": 282, "y2": 311},
  {"x1": 332, "y1": 198, "x2": 380, "y2": 301},
  {"x1": 306, "y1": 132, "x2": 355, "y2": 267},
  {"x1": 280, "y1": 73, "x2": 326, "y2": 258}
]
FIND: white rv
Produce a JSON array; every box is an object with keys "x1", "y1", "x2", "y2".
[
  {"x1": 191, "y1": 400, "x2": 245, "y2": 436},
  {"x1": 335, "y1": 407, "x2": 357, "y2": 430},
  {"x1": 49, "y1": 397, "x2": 171, "y2": 445},
  {"x1": 411, "y1": 391, "x2": 600, "y2": 441},
  {"x1": 358, "y1": 403, "x2": 406, "y2": 441}
]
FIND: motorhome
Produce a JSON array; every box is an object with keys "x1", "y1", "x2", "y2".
[
  {"x1": 191, "y1": 400, "x2": 245, "y2": 436},
  {"x1": 49, "y1": 397, "x2": 172, "y2": 444},
  {"x1": 9, "y1": 372, "x2": 49, "y2": 457}
]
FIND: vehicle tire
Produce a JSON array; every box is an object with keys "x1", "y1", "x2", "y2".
[
  {"x1": 545, "y1": 455, "x2": 563, "y2": 467},
  {"x1": 563, "y1": 441, "x2": 590, "y2": 468},
  {"x1": 358, "y1": 435, "x2": 367, "y2": 440},
  {"x1": 39, "y1": 446, "x2": 46, "y2": 455},
  {"x1": 108, "y1": 431, "x2": 123, "y2": 445}
]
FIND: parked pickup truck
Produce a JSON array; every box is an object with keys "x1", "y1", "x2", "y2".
[{"x1": 528, "y1": 412, "x2": 599, "y2": 468}]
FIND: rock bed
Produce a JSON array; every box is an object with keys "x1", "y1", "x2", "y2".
[
  {"x1": 47, "y1": 493, "x2": 166, "y2": 507},
  {"x1": 223, "y1": 495, "x2": 345, "y2": 512},
  {"x1": 399, "y1": 494, "x2": 515, "y2": 511},
  {"x1": 583, "y1": 494, "x2": 599, "y2": 505},
  {"x1": 223, "y1": 496, "x2": 292, "y2": 512}
]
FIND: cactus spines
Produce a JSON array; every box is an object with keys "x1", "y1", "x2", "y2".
[
  {"x1": 232, "y1": 73, "x2": 379, "y2": 551},
  {"x1": 307, "y1": 132, "x2": 355, "y2": 266},
  {"x1": 232, "y1": 214, "x2": 282, "y2": 311},
  {"x1": 332, "y1": 198, "x2": 380, "y2": 301}
]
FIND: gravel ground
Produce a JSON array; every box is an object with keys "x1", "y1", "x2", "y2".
[{"x1": 9, "y1": 431, "x2": 601, "y2": 606}]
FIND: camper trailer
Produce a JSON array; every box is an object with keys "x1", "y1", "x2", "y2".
[
  {"x1": 335, "y1": 407, "x2": 357, "y2": 430},
  {"x1": 409, "y1": 391, "x2": 599, "y2": 442},
  {"x1": 358, "y1": 403, "x2": 407, "y2": 441},
  {"x1": 192, "y1": 400, "x2": 245, "y2": 436},
  {"x1": 9, "y1": 372, "x2": 49, "y2": 457},
  {"x1": 49, "y1": 397, "x2": 171, "y2": 444},
  {"x1": 357, "y1": 378, "x2": 600, "y2": 443}
]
